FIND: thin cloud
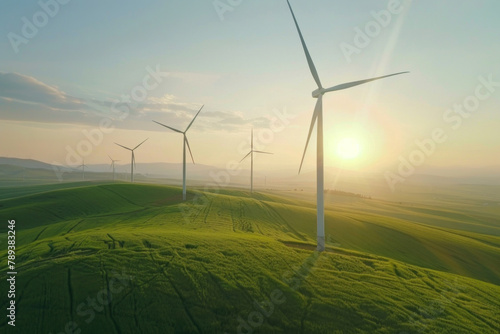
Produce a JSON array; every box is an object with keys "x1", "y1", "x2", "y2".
[{"x1": 0, "y1": 72, "x2": 266, "y2": 132}]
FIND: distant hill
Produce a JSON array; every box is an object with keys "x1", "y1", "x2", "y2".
[
  {"x1": 1, "y1": 157, "x2": 499, "y2": 198},
  {"x1": 0, "y1": 157, "x2": 55, "y2": 170}
]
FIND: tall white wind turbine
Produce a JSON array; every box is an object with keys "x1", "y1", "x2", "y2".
[
  {"x1": 240, "y1": 129, "x2": 273, "y2": 193},
  {"x1": 286, "y1": 0, "x2": 408, "y2": 251},
  {"x1": 114, "y1": 138, "x2": 148, "y2": 182},
  {"x1": 153, "y1": 105, "x2": 204, "y2": 201},
  {"x1": 108, "y1": 155, "x2": 119, "y2": 181}
]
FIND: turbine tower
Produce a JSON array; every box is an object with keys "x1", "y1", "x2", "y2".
[
  {"x1": 153, "y1": 105, "x2": 204, "y2": 201},
  {"x1": 286, "y1": 0, "x2": 408, "y2": 251},
  {"x1": 108, "y1": 155, "x2": 119, "y2": 181},
  {"x1": 78, "y1": 159, "x2": 86, "y2": 181},
  {"x1": 114, "y1": 138, "x2": 148, "y2": 182},
  {"x1": 240, "y1": 129, "x2": 273, "y2": 193}
]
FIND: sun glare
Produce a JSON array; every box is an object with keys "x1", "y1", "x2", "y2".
[{"x1": 337, "y1": 137, "x2": 361, "y2": 160}]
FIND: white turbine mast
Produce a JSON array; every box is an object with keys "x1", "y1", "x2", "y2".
[
  {"x1": 287, "y1": 0, "x2": 408, "y2": 251},
  {"x1": 240, "y1": 129, "x2": 273, "y2": 193},
  {"x1": 77, "y1": 159, "x2": 86, "y2": 181},
  {"x1": 114, "y1": 138, "x2": 148, "y2": 182},
  {"x1": 153, "y1": 105, "x2": 204, "y2": 201}
]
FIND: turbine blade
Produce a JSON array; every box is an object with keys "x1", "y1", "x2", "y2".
[
  {"x1": 324, "y1": 71, "x2": 409, "y2": 93},
  {"x1": 115, "y1": 143, "x2": 132, "y2": 151},
  {"x1": 133, "y1": 138, "x2": 149, "y2": 150},
  {"x1": 253, "y1": 151, "x2": 273, "y2": 155},
  {"x1": 239, "y1": 151, "x2": 252, "y2": 163},
  {"x1": 152, "y1": 120, "x2": 183, "y2": 134},
  {"x1": 185, "y1": 136, "x2": 195, "y2": 164},
  {"x1": 299, "y1": 96, "x2": 322, "y2": 174},
  {"x1": 185, "y1": 105, "x2": 204, "y2": 132},
  {"x1": 287, "y1": 0, "x2": 322, "y2": 89}
]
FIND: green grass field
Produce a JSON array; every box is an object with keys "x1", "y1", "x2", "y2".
[{"x1": 1, "y1": 183, "x2": 499, "y2": 333}]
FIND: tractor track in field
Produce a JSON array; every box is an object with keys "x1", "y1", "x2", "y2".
[
  {"x1": 114, "y1": 271, "x2": 162, "y2": 307},
  {"x1": 105, "y1": 233, "x2": 125, "y2": 249},
  {"x1": 101, "y1": 186, "x2": 141, "y2": 207},
  {"x1": 105, "y1": 269, "x2": 123, "y2": 334},
  {"x1": 98, "y1": 257, "x2": 120, "y2": 333},
  {"x1": 187, "y1": 196, "x2": 213, "y2": 224},
  {"x1": 419, "y1": 275, "x2": 497, "y2": 329},
  {"x1": 300, "y1": 298, "x2": 312, "y2": 334},
  {"x1": 200, "y1": 263, "x2": 227, "y2": 297},
  {"x1": 452, "y1": 299, "x2": 499, "y2": 330},
  {"x1": 142, "y1": 239, "x2": 158, "y2": 264},
  {"x1": 141, "y1": 210, "x2": 163, "y2": 225},
  {"x1": 261, "y1": 202, "x2": 306, "y2": 241},
  {"x1": 38, "y1": 276, "x2": 47, "y2": 332},
  {"x1": 15, "y1": 268, "x2": 46, "y2": 309},
  {"x1": 91, "y1": 207, "x2": 149, "y2": 220},
  {"x1": 64, "y1": 219, "x2": 84, "y2": 235},
  {"x1": 132, "y1": 290, "x2": 142, "y2": 333},
  {"x1": 67, "y1": 268, "x2": 74, "y2": 320},
  {"x1": 229, "y1": 199, "x2": 236, "y2": 232},
  {"x1": 16, "y1": 249, "x2": 98, "y2": 273},
  {"x1": 33, "y1": 226, "x2": 48, "y2": 242},
  {"x1": 184, "y1": 199, "x2": 205, "y2": 224},
  {"x1": 203, "y1": 199, "x2": 214, "y2": 224},
  {"x1": 391, "y1": 263, "x2": 436, "y2": 304},
  {"x1": 166, "y1": 275, "x2": 202, "y2": 334},
  {"x1": 230, "y1": 199, "x2": 253, "y2": 232}
]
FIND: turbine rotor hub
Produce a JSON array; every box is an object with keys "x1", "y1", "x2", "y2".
[{"x1": 312, "y1": 88, "x2": 325, "y2": 98}]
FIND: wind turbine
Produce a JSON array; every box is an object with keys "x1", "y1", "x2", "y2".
[
  {"x1": 240, "y1": 129, "x2": 273, "y2": 193},
  {"x1": 78, "y1": 159, "x2": 86, "y2": 181},
  {"x1": 108, "y1": 155, "x2": 119, "y2": 181},
  {"x1": 286, "y1": 0, "x2": 408, "y2": 251},
  {"x1": 114, "y1": 138, "x2": 148, "y2": 182},
  {"x1": 153, "y1": 105, "x2": 204, "y2": 201}
]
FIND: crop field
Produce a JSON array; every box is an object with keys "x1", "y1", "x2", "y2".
[{"x1": 0, "y1": 183, "x2": 499, "y2": 333}]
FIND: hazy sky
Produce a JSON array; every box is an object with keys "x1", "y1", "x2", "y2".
[{"x1": 1, "y1": 0, "x2": 499, "y2": 176}]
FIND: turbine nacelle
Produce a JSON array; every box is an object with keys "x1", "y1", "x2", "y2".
[{"x1": 312, "y1": 87, "x2": 325, "y2": 98}]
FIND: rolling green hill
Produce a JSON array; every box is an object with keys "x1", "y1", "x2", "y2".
[{"x1": 1, "y1": 183, "x2": 499, "y2": 333}]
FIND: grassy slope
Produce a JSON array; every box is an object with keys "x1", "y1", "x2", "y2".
[{"x1": 0, "y1": 184, "x2": 499, "y2": 333}]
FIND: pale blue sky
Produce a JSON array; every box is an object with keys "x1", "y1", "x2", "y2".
[{"x1": 1, "y1": 0, "x2": 499, "y2": 174}]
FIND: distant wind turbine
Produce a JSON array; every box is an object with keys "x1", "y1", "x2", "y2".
[
  {"x1": 114, "y1": 138, "x2": 148, "y2": 182},
  {"x1": 240, "y1": 129, "x2": 273, "y2": 193},
  {"x1": 78, "y1": 159, "x2": 86, "y2": 181},
  {"x1": 286, "y1": 0, "x2": 408, "y2": 251},
  {"x1": 153, "y1": 105, "x2": 204, "y2": 201},
  {"x1": 108, "y1": 155, "x2": 119, "y2": 181}
]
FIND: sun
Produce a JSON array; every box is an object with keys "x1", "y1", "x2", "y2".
[{"x1": 337, "y1": 137, "x2": 361, "y2": 160}]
